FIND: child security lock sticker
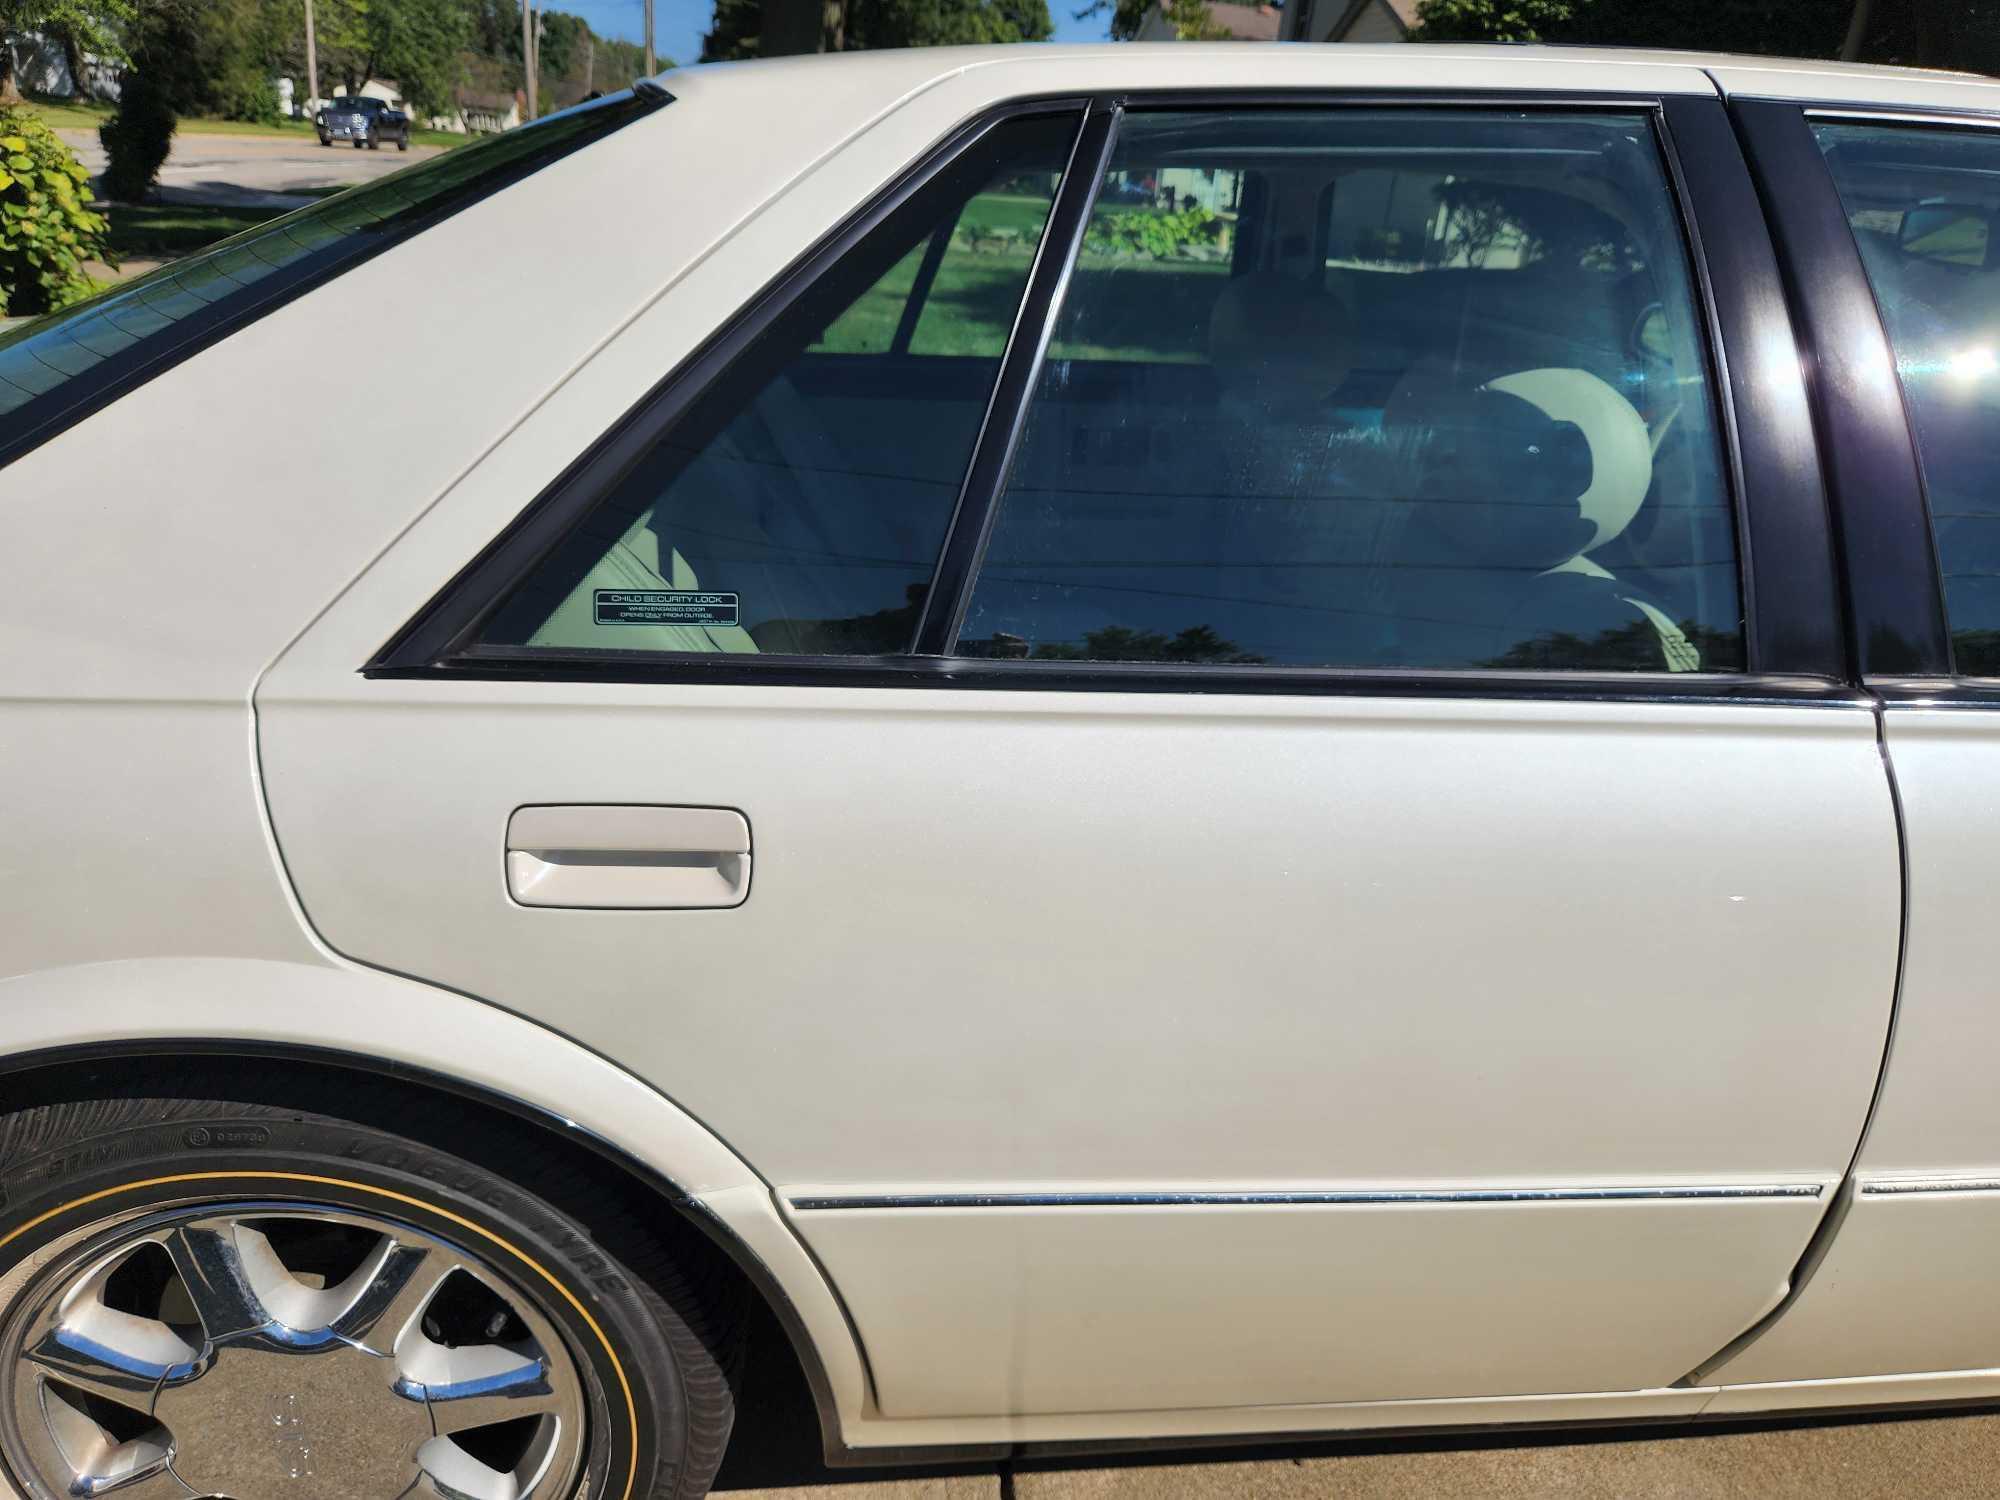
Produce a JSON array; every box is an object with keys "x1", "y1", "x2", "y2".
[{"x1": 595, "y1": 590, "x2": 740, "y2": 626}]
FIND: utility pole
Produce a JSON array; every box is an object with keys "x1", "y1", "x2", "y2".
[
  {"x1": 303, "y1": 0, "x2": 320, "y2": 114},
  {"x1": 583, "y1": 36, "x2": 594, "y2": 94},
  {"x1": 643, "y1": 0, "x2": 655, "y2": 78},
  {"x1": 521, "y1": 0, "x2": 537, "y2": 120}
]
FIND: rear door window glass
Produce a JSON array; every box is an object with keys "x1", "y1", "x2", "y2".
[
  {"x1": 1815, "y1": 122, "x2": 2000, "y2": 675},
  {"x1": 958, "y1": 110, "x2": 1743, "y2": 672},
  {"x1": 479, "y1": 112, "x2": 1076, "y2": 657}
]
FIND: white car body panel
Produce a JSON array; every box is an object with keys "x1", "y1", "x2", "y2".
[
  {"x1": 788, "y1": 1194, "x2": 1825, "y2": 1418},
  {"x1": 8, "y1": 42, "x2": 2000, "y2": 1459},
  {"x1": 1713, "y1": 711, "x2": 2000, "y2": 1386}
]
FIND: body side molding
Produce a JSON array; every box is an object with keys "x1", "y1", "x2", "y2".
[{"x1": 790, "y1": 1187, "x2": 1823, "y2": 1210}]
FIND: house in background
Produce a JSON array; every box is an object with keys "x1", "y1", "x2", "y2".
[
  {"x1": 1134, "y1": 1, "x2": 1283, "y2": 42},
  {"x1": 1280, "y1": 0, "x2": 1417, "y2": 42},
  {"x1": 323, "y1": 77, "x2": 523, "y2": 134},
  {"x1": 451, "y1": 89, "x2": 525, "y2": 134},
  {"x1": 4, "y1": 31, "x2": 118, "y2": 100}
]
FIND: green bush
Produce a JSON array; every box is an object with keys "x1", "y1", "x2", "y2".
[
  {"x1": 99, "y1": 66, "x2": 177, "y2": 204},
  {"x1": 0, "y1": 105, "x2": 108, "y2": 318},
  {"x1": 1087, "y1": 205, "x2": 1220, "y2": 260},
  {"x1": 214, "y1": 75, "x2": 281, "y2": 126}
]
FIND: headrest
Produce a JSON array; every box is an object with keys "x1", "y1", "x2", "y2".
[
  {"x1": 1207, "y1": 272, "x2": 1350, "y2": 408},
  {"x1": 1482, "y1": 368, "x2": 1651, "y2": 553}
]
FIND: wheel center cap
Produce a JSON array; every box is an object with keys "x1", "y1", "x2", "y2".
[{"x1": 159, "y1": 1330, "x2": 431, "y2": 1500}]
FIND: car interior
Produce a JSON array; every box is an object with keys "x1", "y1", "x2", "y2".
[
  {"x1": 1818, "y1": 123, "x2": 2000, "y2": 672},
  {"x1": 498, "y1": 111, "x2": 1745, "y2": 672}
]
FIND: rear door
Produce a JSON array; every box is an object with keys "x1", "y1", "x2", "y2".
[
  {"x1": 1704, "y1": 88, "x2": 2000, "y2": 1393},
  {"x1": 260, "y1": 80, "x2": 1901, "y2": 1421}
]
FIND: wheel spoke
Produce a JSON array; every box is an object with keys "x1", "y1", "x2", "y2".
[
  {"x1": 419, "y1": 1346, "x2": 563, "y2": 1436},
  {"x1": 333, "y1": 1238, "x2": 457, "y2": 1353},
  {"x1": 155, "y1": 1221, "x2": 272, "y2": 1341},
  {"x1": 22, "y1": 1304, "x2": 192, "y2": 1409},
  {"x1": 5, "y1": 1203, "x2": 586, "y2": 1500},
  {"x1": 34, "y1": 1382, "x2": 186, "y2": 1499}
]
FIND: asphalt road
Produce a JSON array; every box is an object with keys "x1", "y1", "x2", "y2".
[
  {"x1": 716, "y1": 1414, "x2": 2000, "y2": 1499},
  {"x1": 711, "y1": 1310, "x2": 2000, "y2": 1498},
  {"x1": 58, "y1": 128, "x2": 449, "y2": 208}
]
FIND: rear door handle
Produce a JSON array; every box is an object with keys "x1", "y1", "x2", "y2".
[{"x1": 506, "y1": 805, "x2": 751, "y2": 909}]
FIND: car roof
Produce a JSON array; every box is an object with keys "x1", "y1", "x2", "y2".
[{"x1": 661, "y1": 42, "x2": 2000, "y2": 114}]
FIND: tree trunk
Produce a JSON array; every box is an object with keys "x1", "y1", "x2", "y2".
[
  {"x1": 760, "y1": 0, "x2": 832, "y2": 55},
  {"x1": 0, "y1": 41, "x2": 20, "y2": 105},
  {"x1": 56, "y1": 26, "x2": 88, "y2": 99},
  {"x1": 1840, "y1": 0, "x2": 1875, "y2": 60}
]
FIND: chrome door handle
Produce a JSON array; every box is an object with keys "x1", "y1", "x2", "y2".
[{"x1": 505, "y1": 805, "x2": 751, "y2": 909}]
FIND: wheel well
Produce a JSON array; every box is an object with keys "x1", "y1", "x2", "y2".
[{"x1": 0, "y1": 1045, "x2": 841, "y2": 1460}]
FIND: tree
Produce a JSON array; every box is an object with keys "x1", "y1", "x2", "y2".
[
  {"x1": 1070, "y1": 0, "x2": 1152, "y2": 42},
  {"x1": 1406, "y1": 0, "x2": 1576, "y2": 43},
  {"x1": 0, "y1": 0, "x2": 132, "y2": 100},
  {"x1": 706, "y1": 0, "x2": 1052, "y2": 59},
  {"x1": 1162, "y1": 0, "x2": 1229, "y2": 38},
  {"x1": 1408, "y1": 0, "x2": 2000, "y2": 71},
  {"x1": 313, "y1": 0, "x2": 472, "y2": 116}
]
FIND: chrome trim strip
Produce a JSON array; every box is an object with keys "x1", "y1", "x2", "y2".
[
  {"x1": 1862, "y1": 1177, "x2": 2000, "y2": 1195},
  {"x1": 788, "y1": 1186, "x2": 1823, "y2": 1211}
]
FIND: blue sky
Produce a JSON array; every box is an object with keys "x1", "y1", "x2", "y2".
[{"x1": 555, "y1": 0, "x2": 1112, "y2": 72}]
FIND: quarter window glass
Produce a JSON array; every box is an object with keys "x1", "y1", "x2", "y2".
[
  {"x1": 480, "y1": 113, "x2": 1075, "y2": 656},
  {"x1": 959, "y1": 111, "x2": 1743, "y2": 672},
  {"x1": 1816, "y1": 123, "x2": 2000, "y2": 675}
]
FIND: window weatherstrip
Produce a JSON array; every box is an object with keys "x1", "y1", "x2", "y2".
[
  {"x1": 911, "y1": 102, "x2": 1122, "y2": 656},
  {"x1": 788, "y1": 1185, "x2": 1825, "y2": 1211}
]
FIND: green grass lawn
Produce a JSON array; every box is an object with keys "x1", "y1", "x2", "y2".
[
  {"x1": 818, "y1": 236, "x2": 1229, "y2": 365},
  {"x1": 813, "y1": 190, "x2": 1233, "y2": 363}
]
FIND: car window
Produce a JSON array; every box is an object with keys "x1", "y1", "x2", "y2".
[
  {"x1": 1815, "y1": 122, "x2": 2000, "y2": 676},
  {"x1": 958, "y1": 110, "x2": 1743, "y2": 672},
  {"x1": 478, "y1": 112, "x2": 1077, "y2": 657},
  {"x1": 0, "y1": 87, "x2": 666, "y2": 470}
]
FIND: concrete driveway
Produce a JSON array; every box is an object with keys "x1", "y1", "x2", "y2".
[
  {"x1": 712, "y1": 1311, "x2": 2000, "y2": 1499},
  {"x1": 58, "y1": 128, "x2": 448, "y2": 209}
]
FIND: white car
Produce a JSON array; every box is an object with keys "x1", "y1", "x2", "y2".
[{"x1": 3, "y1": 41, "x2": 2000, "y2": 1500}]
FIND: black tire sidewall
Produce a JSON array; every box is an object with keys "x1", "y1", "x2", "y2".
[{"x1": 0, "y1": 1104, "x2": 687, "y2": 1500}]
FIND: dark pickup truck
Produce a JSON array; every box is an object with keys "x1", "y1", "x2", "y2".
[{"x1": 316, "y1": 95, "x2": 411, "y2": 151}]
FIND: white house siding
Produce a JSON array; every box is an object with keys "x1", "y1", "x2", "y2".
[{"x1": 1341, "y1": 1, "x2": 1409, "y2": 42}]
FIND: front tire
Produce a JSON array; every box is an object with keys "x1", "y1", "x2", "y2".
[
  {"x1": 397, "y1": 134, "x2": 410, "y2": 151},
  {"x1": 0, "y1": 1093, "x2": 737, "y2": 1500}
]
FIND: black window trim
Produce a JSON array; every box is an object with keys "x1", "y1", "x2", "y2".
[
  {"x1": 1735, "y1": 97, "x2": 2000, "y2": 703},
  {"x1": 371, "y1": 86, "x2": 1849, "y2": 705},
  {"x1": 1730, "y1": 96, "x2": 1957, "y2": 682},
  {"x1": 0, "y1": 84, "x2": 673, "y2": 476}
]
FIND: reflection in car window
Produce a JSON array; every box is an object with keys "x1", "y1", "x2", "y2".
[
  {"x1": 1816, "y1": 122, "x2": 2000, "y2": 675},
  {"x1": 960, "y1": 110, "x2": 1743, "y2": 672},
  {"x1": 479, "y1": 112, "x2": 1076, "y2": 657}
]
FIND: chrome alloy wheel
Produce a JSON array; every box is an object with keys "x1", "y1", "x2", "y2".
[{"x1": 0, "y1": 1202, "x2": 589, "y2": 1500}]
